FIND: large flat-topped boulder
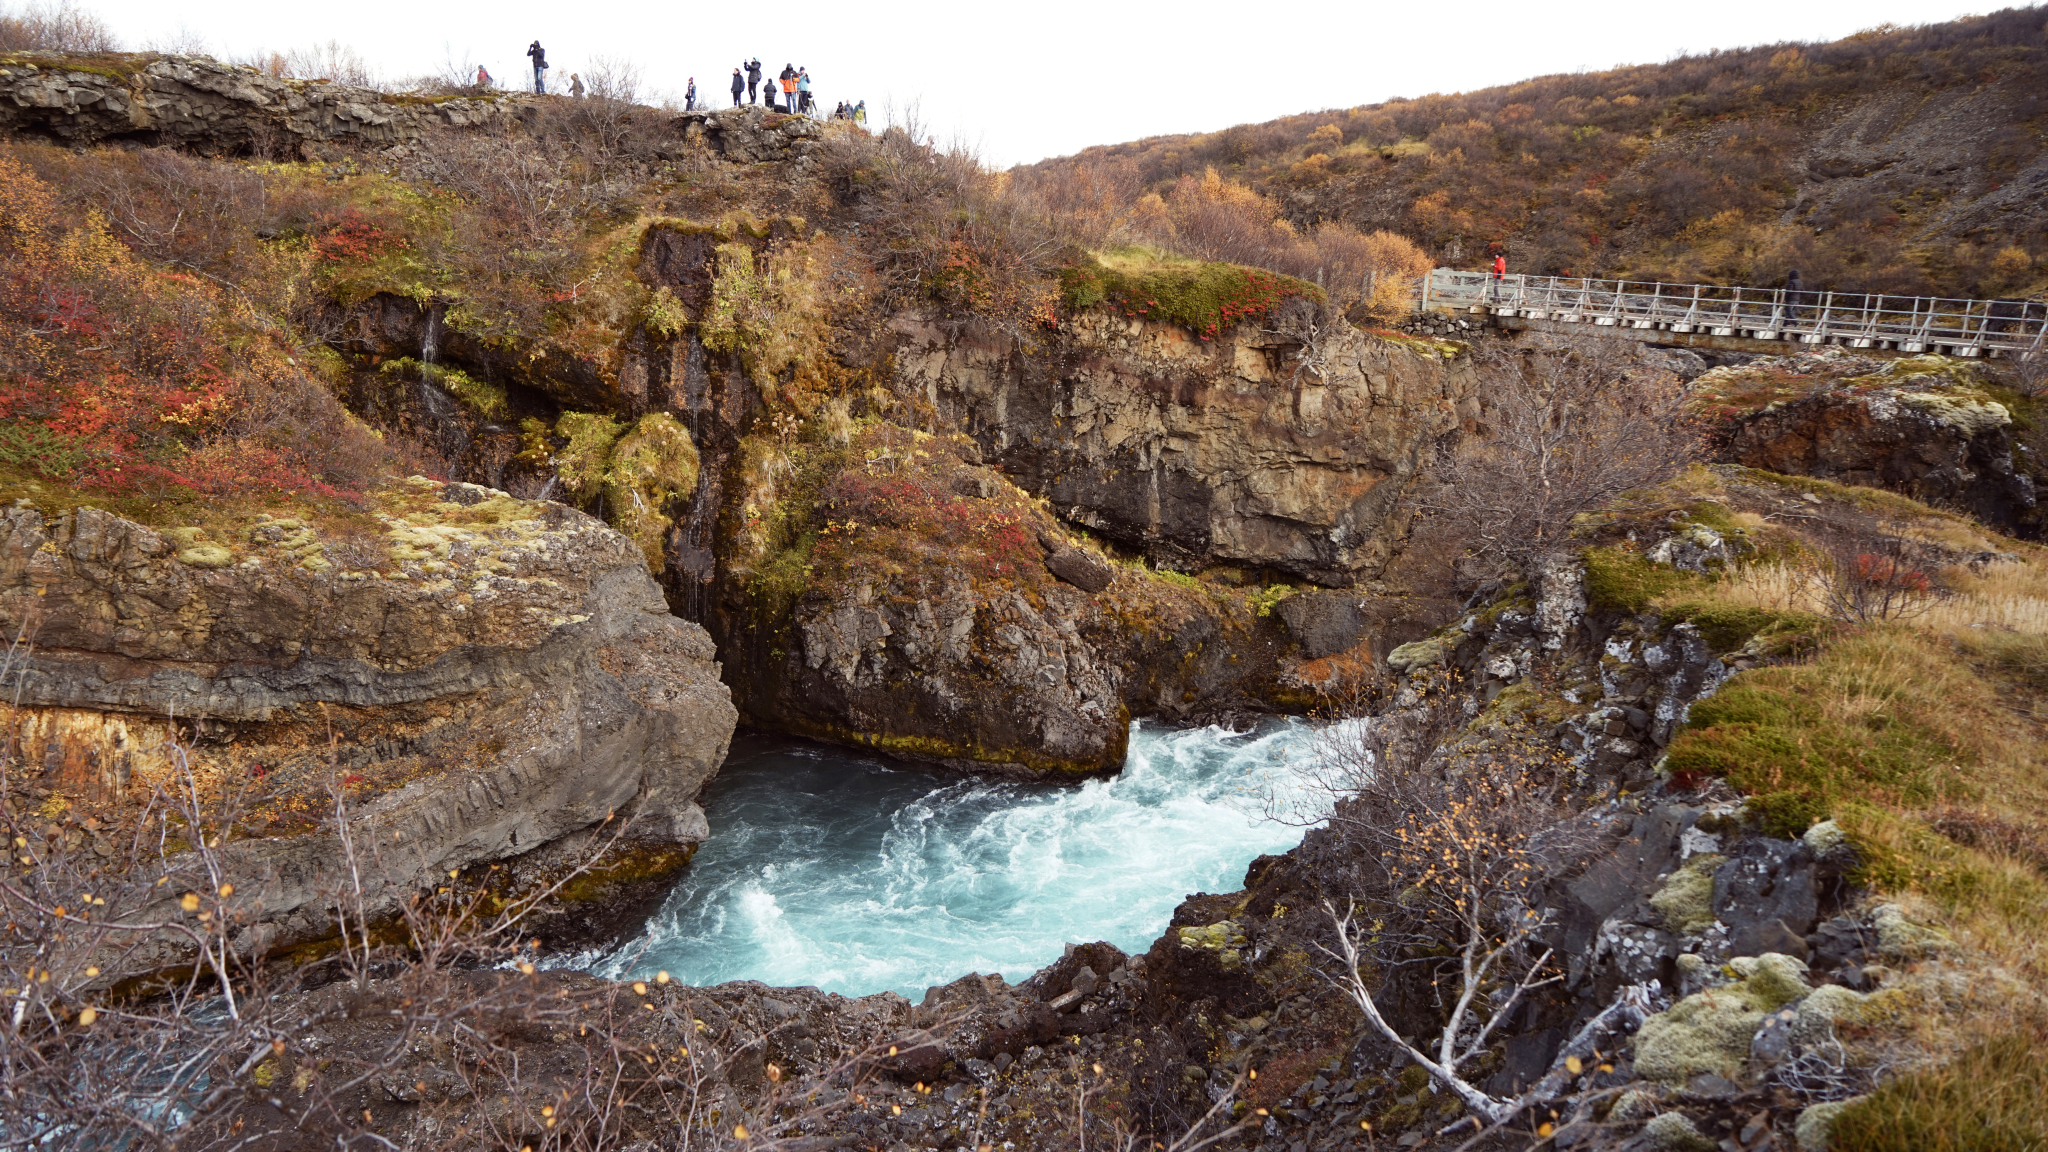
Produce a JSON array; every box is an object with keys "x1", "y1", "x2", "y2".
[{"x1": 0, "y1": 479, "x2": 736, "y2": 955}]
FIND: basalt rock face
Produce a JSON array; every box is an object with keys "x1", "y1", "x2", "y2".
[
  {"x1": 892, "y1": 310, "x2": 1480, "y2": 587},
  {"x1": 0, "y1": 52, "x2": 524, "y2": 156},
  {"x1": 718, "y1": 434, "x2": 1314, "y2": 778},
  {"x1": 1700, "y1": 350, "x2": 2039, "y2": 534},
  {"x1": 333, "y1": 289, "x2": 1463, "y2": 775},
  {"x1": 0, "y1": 482, "x2": 736, "y2": 956}
]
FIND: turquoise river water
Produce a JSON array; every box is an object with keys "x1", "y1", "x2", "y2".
[{"x1": 584, "y1": 720, "x2": 1326, "y2": 999}]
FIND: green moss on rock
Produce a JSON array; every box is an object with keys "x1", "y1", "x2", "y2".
[
  {"x1": 1387, "y1": 635, "x2": 1449, "y2": 673},
  {"x1": 1659, "y1": 600, "x2": 1824, "y2": 655},
  {"x1": 1644, "y1": 1112, "x2": 1718, "y2": 1152},
  {"x1": 1649, "y1": 852, "x2": 1724, "y2": 934},
  {"x1": 1584, "y1": 546, "x2": 1701, "y2": 613},
  {"x1": 1058, "y1": 249, "x2": 1324, "y2": 338},
  {"x1": 603, "y1": 413, "x2": 700, "y2": 572},
  {"x1": 554, "y1": 412, "x2": 628, "y2": 503},
  {"x1": 1633, "y1": 953, "x2": 1811, "y2": 1085},
  {"x1": 378, "y1": 357, "x2": 509, "y2": 420}
]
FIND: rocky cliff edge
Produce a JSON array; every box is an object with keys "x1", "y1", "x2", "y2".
[{"x1": 0, "y1": 478, "x2": 736, "y2": 956}]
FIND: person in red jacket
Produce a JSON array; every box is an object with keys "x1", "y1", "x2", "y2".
[{"x1": 1490, "y1": 252, "x2": 1507, "y2": 301}]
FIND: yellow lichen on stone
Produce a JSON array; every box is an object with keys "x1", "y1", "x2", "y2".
[
  {"x1": 1894, "y1": 391, "x2": 2009, "y2": 436},
  {"x1": 1177, "y1": 920, "x2": 1249, "y2": 970},
  {"x1": 165, "y1": 526, "x2": 233, "y2": 568}
]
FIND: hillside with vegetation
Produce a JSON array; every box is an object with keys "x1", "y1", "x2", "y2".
[
  {"x1": 1019, "y1": 8, "x2": 2048, "y2": 299},
  {"x1": 2, "y1": 7, "x2": 2048, "y2": 1151}
]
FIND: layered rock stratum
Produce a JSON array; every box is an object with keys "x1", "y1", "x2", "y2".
[{"x1": 0, "y1": 479, "x2": 735, "y2": 954}]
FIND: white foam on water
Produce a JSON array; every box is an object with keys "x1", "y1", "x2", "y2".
[{"x1": 596, "y1": 719, "x2": 1330, "y2": 998}]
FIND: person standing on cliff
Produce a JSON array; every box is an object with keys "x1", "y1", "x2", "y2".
[
  {"x1": 685, "y1": 76, "x2": 697, "y2": 110},
  {"x1": 730, "y1": 68, "x2": 744, "y2": 107},
  {"x1": 475, "y1": 64, "x2": 493, "y2": 89},
  {"x1": 796, "y1": 68, "x2": 812, "y2": 114},
  {"x1": 746, "y1": 58, "x2": 762, "y2": 103},
  {"x1": 526, "y1": 41, "x2": 548, "y2": 94},
  {"x1": 569, "y1": 72, "x2": 584, "y2": 98},
  {"x1": 778, "y1": 63, "x2": 796, "y2": 111}
]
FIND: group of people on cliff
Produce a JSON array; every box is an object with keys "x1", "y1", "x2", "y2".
[
  {"x1": 474, "y1": 41, "x2": 865, "y2": 122},
  {"x1": 475, "y1": 41, "x2": 585, "y2": 98},
  {"x1": 725, "y1": 59, "x2": 864, "y2": 122}
]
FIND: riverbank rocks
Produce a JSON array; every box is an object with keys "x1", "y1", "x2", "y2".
[
  {"x1": 0, "y1": 482, "x2": 736, "y2": 957},
  {"x1": 1701, "y1": 349, "x2": 2037, "y2": 533}
]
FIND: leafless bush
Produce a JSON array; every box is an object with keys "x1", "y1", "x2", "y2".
[
  {"x1": 389, "y1": 44, "x2": 492, "y2": 97},
  {"x1": 2012, "y1": 346, "x2": 2047, "y2": 398},
  {"x1": 1130, "y1": 169, "x2": 1431, "y2": 319},
  {"x1": 64, "y1": 147, "x2": 267, "y2": 273},
  {"x1": 823, "y1": 105, "x2": 1063, "y2": 331},
  {"x1": 568, "y1": 55, "x2": 650, "y2": 157},
  {"x1": 399, "y1": 133, "x2": 602, "y2": 341},
  {"x1": 259, "y1": 40, "x2": 380, "y2": 88},
  {"x1": 1420, "y1": 335, "x2": 1703, "y2": 573},
  {"x1": 1301, "y1": 679, "x2": 1652, "y2": 1129},
  {"x1": 1007, "y1": 153, "x2": 1149, "y2": 249},
  {"x1": 0, "y1": 0, "x2": 117, "y2": 52},
  {"x1": 138, "y1": 24, "x2": 208, "y2": 56}
]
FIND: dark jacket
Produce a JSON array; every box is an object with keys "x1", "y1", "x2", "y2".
[
  {"x1": 747, "y1": 60, "x2": 762, "y2": 83},
  {"x1": 731, "y1": 71, "x2": 744, "y2": 94},
  {"x1": 779, "y1": 64, "x2": 796, "y2": 81},
  {"x1": 1785, "y1": 272, "x2": 1809, "y2": 307},
  {"x1": 527, "y1": 42, "x2": 546, "y2": 68}
]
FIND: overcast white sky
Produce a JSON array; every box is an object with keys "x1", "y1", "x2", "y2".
[{"x1": 88, "y1": 0, "x2": 1990, "y2": 167}]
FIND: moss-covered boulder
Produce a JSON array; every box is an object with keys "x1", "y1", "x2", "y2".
[
  {"x1": 1697, "y1": 349, "x2": 2036, "y2": 534},
  {"x1": 1633, "y1": 953, "x2": 1811, "y2": 1085},
  {"x1": 1649, "y1": 853, "x2": 1725, "y2": 935}
]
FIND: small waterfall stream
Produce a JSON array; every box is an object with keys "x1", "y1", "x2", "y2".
[
  {"x1": 422, "y1": 305, "x2": 441, "y2": 366},
  {"x1": 671, "y1": 338, "x2": 718, "y2": 621}
]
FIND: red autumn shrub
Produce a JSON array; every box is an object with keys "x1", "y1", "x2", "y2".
[
  {"x1": 816, "y1": 469, "x2": 1039, "y2": 584},
  {"x1": 0, "y1": 148, "x2": 393, "y2": 501}
]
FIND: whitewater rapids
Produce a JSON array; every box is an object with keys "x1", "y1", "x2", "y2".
[{"x1": 592, "y1": 719, "x2": 1330, "y2": 998}]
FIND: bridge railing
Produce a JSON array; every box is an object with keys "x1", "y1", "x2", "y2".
[{"x1": 1415, "y1": 270, "x2": 2048, "y2": 359}]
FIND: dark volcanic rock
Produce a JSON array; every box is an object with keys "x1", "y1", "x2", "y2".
[{"x1": 1704, "y1": 350, "x2": 2037, "y2": 533}]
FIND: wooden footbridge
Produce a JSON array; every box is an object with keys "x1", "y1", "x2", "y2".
[{"x1": 1415, "y1": 269, "x2": 2047, "y2": 360}]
